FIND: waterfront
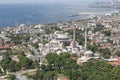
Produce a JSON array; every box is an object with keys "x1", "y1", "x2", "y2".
[{"x1": 0, "y1": 3, "x2": 119, "y2": 27}]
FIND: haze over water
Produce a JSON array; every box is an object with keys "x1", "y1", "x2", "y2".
[{"x1": 0, "y1": 0, "x2": 119, "y2": 27}]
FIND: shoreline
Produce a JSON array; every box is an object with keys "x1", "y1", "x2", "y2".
[{"x1": 0, "y1": 11, "x2": 119, "y2": 28}]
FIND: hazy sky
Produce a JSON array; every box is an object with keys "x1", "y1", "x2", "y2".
[{"x1": 0, "y1": 0, "x2": 110, "y2": 4}]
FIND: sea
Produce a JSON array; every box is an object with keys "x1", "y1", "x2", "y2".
[{"x1": 0, "y1": 2, "x2": 119, "y2": 27}]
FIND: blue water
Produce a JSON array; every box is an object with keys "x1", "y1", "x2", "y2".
[{"x1": 0, "y1": 3, "x2": 118, "y2": 27}]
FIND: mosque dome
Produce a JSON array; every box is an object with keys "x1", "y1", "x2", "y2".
[{"x1": 84, "y1": 50, "x2": 94, "y2": 57}]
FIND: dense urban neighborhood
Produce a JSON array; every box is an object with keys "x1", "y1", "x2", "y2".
[{"x1": 0, "y1": 12, "x2": 120, "y2": 80}]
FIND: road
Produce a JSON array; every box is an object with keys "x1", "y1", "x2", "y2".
[{"x1": 11, "y1": 69, "x2": 37, "y2": 80}]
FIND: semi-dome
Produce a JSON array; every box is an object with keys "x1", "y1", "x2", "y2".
[
  {"x1": 84, "y1": 50, "x2": 93, "y2": 55},
  {"x1": 84, "y1": 50, "x2": 94, "y2": 57},
  {"x1": 57, "y1": 34, "x2": 69, "y2": 39},
  {"x1": 19, "y1": 24, "x2": 26, "y2": 27}
]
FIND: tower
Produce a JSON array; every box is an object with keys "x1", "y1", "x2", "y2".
[
  {"x1": 84, "y1": 22, "x2": 87, "y2": 50},
  {"x1": 111, "y1": 0, "x2": 114, "y2": 5},
  {"x1": 70, "y1": 22, "x2": 76, "y2": 48},
  {"x1": 112, "y1": 0, "x2": 119, "y2": 5},
  {"x1": 48, "y1": 34, "x2": 50, "y2": 53},
  {"x1": 73, "y1": 22, "x2": 76, "y2": 41},
  {"x1": 27, "y1": 20, "x2": 30, "y2": 26},
  {"x1": 48, "y1": 26, "x2": 51, "y2": 53},
  {"x1": 59, "y1": 42, "x2": 65, "y2": 50},
  {"x1": 15, "y1": 21, "x2": 18, "y2": 27}
]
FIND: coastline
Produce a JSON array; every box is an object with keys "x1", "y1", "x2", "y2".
[
  {"x1": 0, "y1": 3, "x2": 119, "y2": 28},
  {"x1": 0, "y1": 10, "x2": 119, "y2": 28}
]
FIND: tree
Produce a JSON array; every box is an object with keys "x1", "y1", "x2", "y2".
[
  {"x1": 1, "y1": 52, "x2": 11, "y2": 71},
  {"x1": 115, "y1": 51, "x2": 120, "y2": 57},
  {"x1": 99, "y1": 48, "x2": 111, "y2": 58},
  {"x1": 111, "y1": 66, "x2": 120, "y2": 80},
  {"x1": 10, "y1": 34, "x2": 30, "y2": 44},
  {"x1": 87, "y1": 43, "x2": 98, "y2": 53},
  {"x1": 8, "y1": 61, "x2": 17, "y2": 72},
  {"x1": 93, "y1": 23, "x2": 104, "y2": 33},
  {"x1": 0, "y1": 69, "x2": 3, "y2": 76},
  {"x1": 34, "y1": 70, "x2": 44, "y2": 80},
  {"x1": 88, "y1": 74, "x2": 102, "y2": 80},
  {"x1": 32, "y1": 53, "x2": 120, "y2": 80},
  {"x1": 102, "y1": 30, "x2": 111, "y2": 36},
  {"x1": 77, "y1": 35, "x2": 85, "y2": 45},
  {"x1": 31, "y1": 43, "x2": 39, "y2": 49},
  {"x1": 43, "y1": 71, "x2": 55, "y2": 80},
  {"x1": 8, "y1": 74, "x2": 16, "y2": 80},
  {"x1": 18, "y1": 54, "x2": 34, "y2": 69}
]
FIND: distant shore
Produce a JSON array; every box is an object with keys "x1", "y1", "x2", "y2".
[{"x1": 0, "y1": 3, "x2": 119, "y2": 27}]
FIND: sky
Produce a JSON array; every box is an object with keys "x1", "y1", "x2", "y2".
[{"x1": 0, "y1": 0, "x2": 110, "y2": 4}]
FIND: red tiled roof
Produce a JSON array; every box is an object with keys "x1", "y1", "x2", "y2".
[{"x1": 109, "y1": 57, "x2": 120, "y2": 66}]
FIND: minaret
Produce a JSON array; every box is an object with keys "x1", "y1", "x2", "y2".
[
  {"x1": 27, "y1": 20, "x2": 30, "y2": 26},
  {"x1": 41, "y1": 32, "x2": 43, "y2": 53},
  {"x1": 48, "y1": 34, "x2": 50, "y2": 53},
  {"x1": 41, "y1": 26, "x2": 44, "y2": 53},
  {"x1": 112, "y1": 0, "x2": 117, "y2": 5},
  {"x1": 84, "y1": 22, "x2": 87, "y2": 50},
  {"x1": 90, "y1": 27, "x2": 94, "y2": 45},
  {"x1": 70, "y1": 22, "x2": 76, "y2": 48},
  {"x1": 73, "y1": 23, "x2": 76, "y2": 41},
  {"x1": 48, "y1": 26, "x2": 50, "y2": 53},
  {"x1": 111, "y1": 0, "x2": 114, "y2": 5},
  {"x1": 15, "y1": 21, "x2": 18, "y2": 27}
]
